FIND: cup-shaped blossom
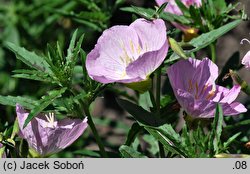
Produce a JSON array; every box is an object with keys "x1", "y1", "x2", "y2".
[
  {"x1": 167, "y1": 58, "x2": 247, "y2": 118},
  {"x1": 86, "y1": 18, "x2": 169, "y2": 84},
  {"x1": 156, "y1": 0, "x2": 201, "y2": 32},
  {"x1": 16, "y1": 104, "x2": 88, "y2": 157}
]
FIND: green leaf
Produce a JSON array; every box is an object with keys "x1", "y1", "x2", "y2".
[
  {"x1": 12, "y1": 69, "x2": 55, "y2": 83},
  {"x1": 66, "y1": 29, "x2": 78, "y2": 62},
  {"x1": 143, "y1": 134, "x2": 159, "y2": 155},
  {"x1": 120, "y1": 6, "x2": 155, "y2": 20},
  {"x1": 138, "y1": 91, "x2": 153, "y2": 111},
  {"x1": 209, "y1": 104, "x2": 223, "y2": 155},
  {"x1": 145, "y1": 125, "x2": 188, "y2": 157},
  {"x1": 213, "y1": 0, "x2": 227, "y2": 12},
  {"x1": 189, "y1": 19, "x2": 242, "y2": 52},
  {"x1": 23, "y1": 88, "x2": 67, "y2": 128},
  {"x1": 165, "y1": 19, "x2": 242, "y2": 63},
  {"x1": 175, "y1": 0, "x2": 190, "y2": 16},
  {"x1": 223, "y1": 132, "x2": 241, "y2": 149},
  {"x1": 119, "y1": 145, "x2": 147, "y2": 158},
  {"x1": 117, "y1": 98, "x2": 159, "y2": 126},
  {"x1": 160, "y1": 11, "x2": 191, "y2": 25},
  {"x1": 0, "y1": 95, "x2": 38, "y2": 109},
  {"x1": 156, "y1": 2, "x2": 167, "y2": 16},
  {"x1": 4, "y1": 42, "x2": 52, "y2": 73},
  {"x1": 0, "y1": 146, "x2": 6, "y2": 158},
  {"x1": 125, "y1": 123, "x2": 143, "y2": 146},
  {"x1": 10, "y1": 118, "x2": 19, "y2": 140}
]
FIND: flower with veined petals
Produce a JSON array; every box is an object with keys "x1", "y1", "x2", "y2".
[
  {"x1": 155, "y1": 0, "x2": 201, "y2": 33},
  {"x1": 86, "y1": 18, "x2": 169, "y2": 84},
  {"x1": 167, "y1": 58, "x2": 247, "y2": 118},
  {"x1": 240, "y1": 38, "x2": 250, "y2": 69},
  {"x1": 16, "y1": 104, "x2": 88, "y2": 157}
]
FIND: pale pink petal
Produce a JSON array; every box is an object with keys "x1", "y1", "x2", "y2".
[
  {"x1": 130, "y1": 18, "x2": 167, "y2": 52},
  {"x1": 126, "y1": 40, "x2": 169, "y2": 80},
  {"x1": 86, "y1": 26, "x2": 140, "y2": 83},
  {"x1": 242, "y1": 51, "x2": 250, "y2": 69},
  {"x1": 167, "y1": 58, "x2": 246, "y2": 118},
  {"x1": 16, "y1": 104, "x2": 88, "y2": 157},
  {"x1": 167, "y1": 58, "x2": 198, "y2": 91},
  {"x1": 219, "y1": 85, "x2": 241, "y2": 104},
  {"x1": 55, "y1": 118, "x2": 88, "y2": 149},
  {"x1": 86, "y1": 18, "x2": 168, "y2": 84},
  {"x1": 222, "y1": 102, "x2": 247, "y2": 116},
  {"x1": 192, "y1": 57, "x2": 218, "y2": 88}
]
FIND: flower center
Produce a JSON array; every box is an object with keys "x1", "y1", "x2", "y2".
[
  {"x1": 118, "y1": 40, "x2": 143, "y2": 78},
  {"x1": 45, "y1": 113, "x2": 57, "y2": 128},
  {"x1": 187, "y1": 80, "x2": 216, "y2": 100}
]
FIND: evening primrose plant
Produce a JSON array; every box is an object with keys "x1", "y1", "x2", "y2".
[{"x1": 0, "y1": 0, "x2": 249, "y2": 158}]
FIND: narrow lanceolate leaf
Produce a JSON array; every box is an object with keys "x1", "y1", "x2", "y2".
[
  {"x1": 125, "y1": 123, "x2": 143, "y2": 146},
  {"x1": 223, "y1": 132, "x2": 241, "y2": 149},
  {"x1": 117, "y1": 98, "x2": 156, "y2": 126},
  {"x1": 0, "y1": 95, "x2": 38, "y2": 109},
  {"x1": 145, "y1": 125, "x2": 188, "y2": 157},
  {"x1": 23, "y1": 88, "x2": 67, "y2": 128},
  {"x1": 66, "y1": 29, "x2": 78, "y2": 62},
  {"x1": 189, "y1": 19, "x2": 242, "y2": 52},
  {"x1": 119, "y1": 145, "x2": 147, "y2": 158},
  {"x1": 120, "y1": 6, "x2": 155, "y2": 20},
  {"x1": 5, "y1": 42, "x2": 52, "y2": 73},
  {"x1": 166, "y1": 19, "x2": 242, "y2": 63},
  {"x1": 209, "y1": 104, "x2": 223, "y2": 155},
  {"x1": 12, "y1": 69, "x2": 55, "y2": 83},
  {"x1": 11, "y1": 118, "x2": 19, "y2": 139}
]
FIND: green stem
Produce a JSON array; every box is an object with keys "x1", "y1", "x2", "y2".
[
  {"x1": 155, "y1": 67, "x2": 165, "y2": 158},
  {"x1": 210, "y1": 43, "x2": 216, "y2": 63},
  {"x1": 83, "y1": 107, "x2": 108, "y2": 158},
  {"x1": 156, "y1": 69, "x2": 161, "y2": 111}
]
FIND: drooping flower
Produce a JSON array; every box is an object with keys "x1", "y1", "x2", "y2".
[
  {"x1": 155, "y1": 0, "x2": 201, "y2": 35},
  {"x1": 16, "y1": 104, "x2": 88, "y2": 157},
  {"x1": 240, "y1": 38, "x2": 250, "y2": 69},
  {"x1": 167, "y1": 58, "x2": 247, "y2": 118},
  {"x1": 86, "y1": 18, "x2": 169, "y2": 84}
]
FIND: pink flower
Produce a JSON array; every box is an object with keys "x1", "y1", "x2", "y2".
[
  {"x1": 242, "y1": 51, "x2": 250, "y2": 69},
  {"x1": 86, "y1": 18, "x2": 169, "y2": 84},
  {"x1": 167, "y1": 58, "x2": 247, "y2": 118},
  {"x1": 155, "y1": 0, "x2": 201, "y2": 32},
  {"x1": 16, "y1": 104, "x2": 88, "y2": 157}
]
